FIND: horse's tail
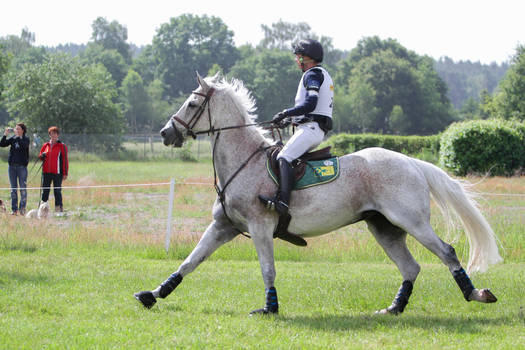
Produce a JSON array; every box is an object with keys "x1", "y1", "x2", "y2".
[{"x1": 412, "y1": 158, "x2": 502, "y2": 273}]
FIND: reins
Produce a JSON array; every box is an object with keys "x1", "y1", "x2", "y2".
[
  {"x1": 171, "y1": 87, "x2": 274, "y2": 139},
  {"x1": 172, "y1": 86, "x2": 277, "y2": 238}
]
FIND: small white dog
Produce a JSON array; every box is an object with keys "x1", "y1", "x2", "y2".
[{"x1": 25, "y1": 202, "x2": 50, "y2": 219}]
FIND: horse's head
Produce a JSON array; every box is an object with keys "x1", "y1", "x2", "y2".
[{"x1": 160, "y1": 73, "x2": 216, "y2": 147}]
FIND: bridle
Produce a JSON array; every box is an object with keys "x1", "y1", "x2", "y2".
[
  {"x1": 171, "y1": 87, "x2": 215, "y2": 140},
  {"x1": 169, "y1": 86, "x2": 275, "y2": 238},
  {"x1": 170, "y1": 87, "x2": 274, "y2": 140}
]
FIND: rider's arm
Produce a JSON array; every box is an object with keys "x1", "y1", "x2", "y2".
[{"x1": 282, "y1": 69, "x2": 324, "y2": 117}]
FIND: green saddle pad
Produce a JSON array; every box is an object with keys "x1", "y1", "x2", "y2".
[{"x1": 267, "y1": 157, "x2": 340, "y2": 190}]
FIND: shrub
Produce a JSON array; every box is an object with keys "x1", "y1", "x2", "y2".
[
  {"x1": 439, "y1": 119, "x2": 525, "y2": 176},
  {"x1": 322, "y1": 133, "x2": 440, "y2": 158}
]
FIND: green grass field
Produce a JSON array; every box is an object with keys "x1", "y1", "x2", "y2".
[{"x1": 0, "y1": 160, "x2": 524, "y2": 349}]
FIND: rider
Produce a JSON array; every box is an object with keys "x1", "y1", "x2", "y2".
[{"x1": 259, "y1": 39, "x2": 334, "y2": 217}]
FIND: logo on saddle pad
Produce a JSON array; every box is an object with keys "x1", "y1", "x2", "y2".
[{"x1": 267, "y1": 157, "x2": 340, "y2": 190}]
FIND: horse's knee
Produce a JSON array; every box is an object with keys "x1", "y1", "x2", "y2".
[
  {"x1": 403, "y1": 260, "x2": 421, "y2": 283},
  {"x1": 442, "y1": 242, "x2": 461, "y2": 268}
]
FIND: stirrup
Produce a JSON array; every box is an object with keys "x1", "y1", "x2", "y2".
[{"x1": 258, "y1": 195, "x2": 288, "y2": 215}]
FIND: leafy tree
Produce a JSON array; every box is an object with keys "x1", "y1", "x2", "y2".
[
  {"x1": 434, "y1": 56, "x2": 509, "y2": 109},
  {"x1": 0, "y1": 27, "x2": 35, "y2": 57},
  {"x1": 0, "y1": 28, "x2": 48, "y2": 71},
  {"x1": 458, "y1": 97, "x2": 482, "y2": 120},
  {"x1": 228, "y1": 49, "x2": 300, "y2": 121},
  {"x1": 0, "y1": 44, "x2": 11, "y2": 125},
  {"x1": 9, "y1": 46, "x2": 48, "y2": 70},
  {"x1": 388, "y1": 105, "x2": 407, "y2": 134},
  {"x1": 258, "y1": 20, "x2": 343, "y2": 71},
  {"x1": 0, "y1": 44, "x2": 10, "y2": 92},
  {"x1": 46, "y1": 43, "x2": 87, "y2": 57},
  {"x1": 4, "y1": 54, "x2": 124, "y2": 150},
  {"x1": 259, "y1": 20, "x2": 313, "y2": 50},
  {"x1": 147, "y1": 79, "x2": 175, "y2": 132},
  {"x1": 479, "y1": 90, "x2": 496, "y2": 119},
  {"x1": 81, "y1": 43, "x2": 129, "y2": 87},
  {"x1": 0, "y1": 30, "x2": 48, "y2": 126},
  {"x1": 336, "y1": 36, "x2": 454, "y2": 135},
  {"x1": 152, "y1": 14, "x2": 239, "y2": 99},
  {"x1": 120, "y1": 70, "x2": 152, "y2": 133},
  {"x1": 493, "y1": 45, "x2": 525, "y2": 120},
  {"x1": 91, "y1": 17, "x2": 132, "y2": 64},
  {"x1": 335, "y1": 36, "x2": 419, "y2": 93},
  {"x1": 344, "y1": 78, "x2": 380, "y2": 132},
  {"x1": 131, "y1": 44, "x2": 155, "y2": 86}
]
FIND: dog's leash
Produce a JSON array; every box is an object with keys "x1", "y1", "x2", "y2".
[
  {"x1": 38, "y1": 171, "x2": 43, "y2": 209},
  {"x1": 26, "y1": 156, "x2": 44, "y2": 209},
  {"x1": 27, "y1": 156, "x2": 43, "y2": 184}
]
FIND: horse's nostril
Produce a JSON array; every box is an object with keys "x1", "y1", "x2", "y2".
[{"x1": 160, "y1": 130, "x2": 166, "y2": 137}]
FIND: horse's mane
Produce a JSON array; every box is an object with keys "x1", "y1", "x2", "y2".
[{"x1": 209, "y1": 76, "x2": 270, "y2": 140}]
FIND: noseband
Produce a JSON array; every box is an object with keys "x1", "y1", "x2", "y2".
[{"x1": 171, "y1": 87, "x2": 215, "y2": 139}]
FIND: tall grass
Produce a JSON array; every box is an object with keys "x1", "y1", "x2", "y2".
[{"x1": 0, "y1": 160, "x2": 523, "y2": 264}]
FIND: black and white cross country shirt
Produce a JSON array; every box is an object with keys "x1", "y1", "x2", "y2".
[{"x1": 283, "y1": 66, "x2": 334, "y2": 120}]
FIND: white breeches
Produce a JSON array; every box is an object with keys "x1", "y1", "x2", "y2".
[{"x1": 277, "y1": 122, "x2": 325, "y2": 162}]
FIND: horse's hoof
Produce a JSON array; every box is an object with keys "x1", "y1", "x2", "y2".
[
  {"x1": 249, "y1": 307, "x2": 278, "y2": 316},
  {"x1": 375, "y1": 308, "x2": 389, "y2": 315},
  {"x1": 374, "y1": 306, "x2": 401, "y2": 315},
  {"x1": 134, "y1": 291, "x2": 157, "y2": 309},
  {"x1": 479, "y1": 289, "x2": 497, "y2": 303}
]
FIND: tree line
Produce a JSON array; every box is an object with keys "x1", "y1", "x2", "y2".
[{"x1": 0, "y1": 16, "x2": 522, "y2": 145}]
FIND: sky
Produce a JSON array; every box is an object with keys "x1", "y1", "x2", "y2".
[{"x1": 1, "y1": 0, "x2": 523, "y2": 64}]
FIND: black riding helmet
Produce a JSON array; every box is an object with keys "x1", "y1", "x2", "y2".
[{"x1": 293, "y1": 39, "x2": 323, "y2": 63}]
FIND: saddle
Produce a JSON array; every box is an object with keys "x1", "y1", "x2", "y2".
[
  {"x1": 266, "y1": 144, "x2": 333, "y2": 181},
  {"x1": 264, "y1": 144, "x2": 334, "y2": 247}
]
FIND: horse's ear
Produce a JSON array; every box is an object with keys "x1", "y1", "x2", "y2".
[
  {"x1": 210, "y1": 71, "x2": 221, "y2": 83},
  {"x1": 196, "y1": 72, "x2": 209, "y2": 90}
]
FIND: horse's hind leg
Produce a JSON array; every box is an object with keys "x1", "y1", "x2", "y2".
[
  {"x1": 399, "y1": 219, "x2": 497, "y2": 304},
  {"x1": 365, "y1": 212, "x2": 420, "y2": 315},
  {"x1": 134, "y1": 218, "x2": 239, "y2": 309}
]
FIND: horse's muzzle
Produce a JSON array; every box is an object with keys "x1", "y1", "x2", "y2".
[{"x1": 160, "y1": 124, "x2": 184, "y2": 147}]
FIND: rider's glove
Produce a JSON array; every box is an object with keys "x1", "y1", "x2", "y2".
[
  {"x1": 272, "y1": 111, "x2": 287, "y2": 124},
  {"x1": 278, "y1": 118, "x2": 291, "y2": 128}
]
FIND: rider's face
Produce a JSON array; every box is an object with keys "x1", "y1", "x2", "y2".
[{"x1": 295, "y1": 55, "x2": 304, "y2": 69}]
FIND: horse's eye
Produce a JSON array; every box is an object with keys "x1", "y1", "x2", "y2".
[{"x1": 188, "y1": 101, "x2": 198, "y2": 108}]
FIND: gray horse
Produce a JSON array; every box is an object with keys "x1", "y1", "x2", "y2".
[{"x1": 135, "y1": 74, "x2": 501, "y2": 315}]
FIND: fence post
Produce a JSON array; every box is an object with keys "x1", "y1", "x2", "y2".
[{"x1": 165, "y1": 178, "x2": 176, "y2": 253}]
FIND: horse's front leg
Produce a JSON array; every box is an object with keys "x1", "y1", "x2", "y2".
[
  {"x1": 249, "y1": 222, "x2": 279, "y2": 315},
  {"x1": 134, "y1": 218, "x2": 239, "y2": 309}
]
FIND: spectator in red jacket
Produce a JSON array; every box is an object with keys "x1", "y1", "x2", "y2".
[{"x1": 39, "y1": 126, "x2": 68, "y2": 213}]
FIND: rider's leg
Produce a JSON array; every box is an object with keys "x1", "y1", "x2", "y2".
[
  {"x1": 259, "y1": 158, "x2": 293, "y2": 215},
  {"x1": 259, "y1": 122, "x2": 324, "y2": 214}
]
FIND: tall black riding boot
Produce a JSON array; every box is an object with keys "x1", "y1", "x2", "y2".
[{"x1": 259, "y1": 158, "x2": 294, "y2": 216}]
